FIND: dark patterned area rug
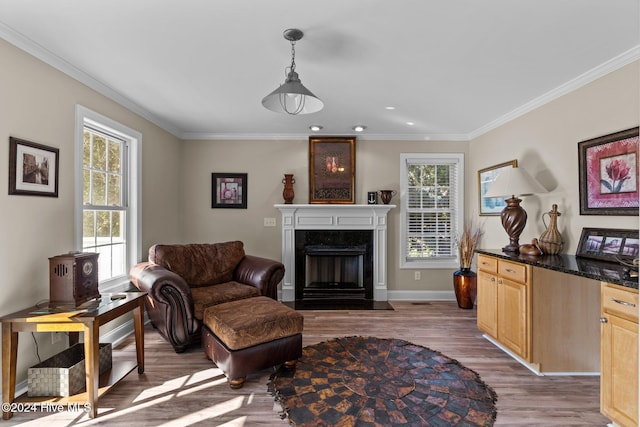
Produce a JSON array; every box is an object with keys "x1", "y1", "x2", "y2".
[{"x1": 269, "y1": 336, "x2": 497, "y2": 426}]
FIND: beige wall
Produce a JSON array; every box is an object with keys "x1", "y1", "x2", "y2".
[
  {"x1": 469, "y1": 61, "x2": 639, "y2": 252},
  {"x1": 0, "y1": 39, "x2": 182, "y2": 381},
  {"x1": 180, "y1": 138, "x2": 470, "y2": 295}
]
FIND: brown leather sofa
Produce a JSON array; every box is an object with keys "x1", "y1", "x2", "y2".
[{"x1": 129, "y1": 241, "x2": 285, "y2": 352}]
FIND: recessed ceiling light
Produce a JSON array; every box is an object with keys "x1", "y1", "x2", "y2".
[
  {"x1": 309, "y1": 125, "x2": 323, "y2": 132},
  {"x1": 406, "y1": 121, "x2": 415, "y2": 126},
  {"x1": 352, "y1": 125, "x2": 366, "y2": 132},
  {"x1": 385, "y1": 106, "x2": 396, "y2": 110}
]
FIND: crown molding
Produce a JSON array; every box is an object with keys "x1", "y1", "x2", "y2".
[
  {"x1": 0, "y1": 21, "x2": 183, "y2": 138},
  {"x1": 179, "y1": 131, "x2": 471, "y2": 141},
  {"x1": 468, "y1": 45, "x2": 640, "y2": 140}
]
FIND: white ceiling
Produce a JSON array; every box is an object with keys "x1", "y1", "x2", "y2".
[{"x1": 1, "y1": 0, "x2": 638, "y2": 141}]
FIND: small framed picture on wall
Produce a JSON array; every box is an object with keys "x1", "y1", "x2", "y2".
[
  {"x1": 9, "y1": 137, "x2": 59, "y2": 197},
  {"x1": 211, "y1": 173, "x2": 247, "y2": 208}
]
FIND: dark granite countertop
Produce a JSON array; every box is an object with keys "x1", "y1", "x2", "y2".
[{"x1": 476, "y1": 249, "x2": 638, "y2": 290}]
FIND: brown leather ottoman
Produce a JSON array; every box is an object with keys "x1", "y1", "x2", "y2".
[{"x1": 202, "y1": 296, "x2": 303, "y2": 389}]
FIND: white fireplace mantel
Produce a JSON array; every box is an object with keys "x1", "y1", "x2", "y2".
[{"x1": 275, "y1": 204, "x2": 395, "y2": 302}]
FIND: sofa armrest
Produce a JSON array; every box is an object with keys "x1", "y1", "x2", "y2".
[
  {"x1": 234, "y1": 255, "x2": 285, "y2": 300},
  {"x1": 129, "y1": 262, "x2": 199, "y2": 352},
  {"x1": 130, "y1": 262, "x2": 191, "y2": 303}
]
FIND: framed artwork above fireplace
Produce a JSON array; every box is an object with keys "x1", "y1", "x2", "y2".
[{"x1": 309, "y1": 136, "x2": 355, "y2": 204}]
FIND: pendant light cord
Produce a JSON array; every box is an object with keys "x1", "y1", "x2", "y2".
[{"x1": 287, "y1": 40, "x2": 297, "y2": 75}]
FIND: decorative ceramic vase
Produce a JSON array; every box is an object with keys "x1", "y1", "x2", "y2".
[
  {"x1": 538, "y1": 204, "x2": 563, "y2": 255},
  {"x1": 453, "y1": 268, "x2": 477, "y2": 309},
  {"x1": 379, "y1": 190, "x2": 396, "y2": 204},
  {"x1": 282, "y1": 174, "x2": 295, "y2": 204}
]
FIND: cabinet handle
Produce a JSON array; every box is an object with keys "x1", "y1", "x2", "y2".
[
  {"x1": 481, "y1": 262, "x2": 489, "y2": 266},
  {"x1": 611, "y1": 297, "x2": 636, "y2": 308},
  {"x1": 497, "y1": 279, "x2": 503, "y2": 284},
  {"x1": 505, "y1": 268, "x2": 516, "y2": 274},
  {"x1": 490, "y1": 277, "x2": 496, "y2": 282},
  {"x1": 599, "y1": 317, "x2": 608, "y2": 323}
]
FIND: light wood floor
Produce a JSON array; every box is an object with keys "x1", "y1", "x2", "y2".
[{"x1": 5, "y1": 301, "x2": 609, "y2": 426}]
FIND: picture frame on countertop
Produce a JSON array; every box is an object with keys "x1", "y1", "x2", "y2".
[
  {"x1": 578, "y1": 127, "x2": 639, "y2": 216},
  {"x1": 211, "y1": 173, "x2": 247, "y2": 208},
  {"x1": 309, "y1": 136, "x2": 355, "y2": 204},
  {"x1": 477, "y1": 159, "x2": 517, "y2": 215},
  {"x1": 9, "y1": 136, "x2": 59, "y2": 197},
  {"x1": 576, "y1": 227, "x2": 639, "y2": 263}
]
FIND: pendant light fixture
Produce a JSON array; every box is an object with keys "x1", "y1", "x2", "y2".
[{"x1": 262, "y1": 28, "x2": 323, "y2": 115}]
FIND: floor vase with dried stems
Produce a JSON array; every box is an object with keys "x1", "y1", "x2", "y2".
[{"x1": 453, "y1": 268, "x2": 477, "y2": 309}]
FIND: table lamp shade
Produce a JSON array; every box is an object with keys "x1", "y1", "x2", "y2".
[
  {"x1": 484, "y1": 166, "x2": 547, "y2": 198},
  {"x1": 485, "y1": 166, "x2": 547, "y2": 254}
]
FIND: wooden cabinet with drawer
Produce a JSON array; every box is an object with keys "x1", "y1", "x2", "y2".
[
  {"x1": 476, "y1": 254, "x2": 498, "y2": 338},
  {"x1": 477, "y1": 254, "x2": 531, "y2": 361},
  {"x1": 477, "y1": 252, "x2": 600, "y2": 374},
  {"x1": 600, "y1": 282, "x2": 638, "y2": 427}
]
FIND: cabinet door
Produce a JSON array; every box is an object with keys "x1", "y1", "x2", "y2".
[
  {"x1": 601, "y1": 314, "x2": 638, "y2": 427},
  {"x1": 498, "y1": 277, "x2": 529, "y2": 360},
  {"x1": 477, "y1": 271, "x2": 497, "y2": 338}
]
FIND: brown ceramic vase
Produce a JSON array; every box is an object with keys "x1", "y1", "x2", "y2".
[
  {"x1": 453, "y1": 268, "x2": 477, "y2": 309},
  {"x1": 282, "y1": 174, "x2": 295, "y2": 204}
]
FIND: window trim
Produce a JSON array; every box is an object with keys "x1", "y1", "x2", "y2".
[
  {"x1": 399, "y1": 153, "x2": 464, "y2": 269},
  {"x1": 75, "y1": 105, "x2": 141, "y2": 292}
]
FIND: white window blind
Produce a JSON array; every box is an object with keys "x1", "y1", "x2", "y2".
[{"x1": 400, "y1": 153, "x2": 464, "y2": 269}]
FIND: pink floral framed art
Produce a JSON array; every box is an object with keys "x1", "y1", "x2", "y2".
[{"x1": 578, "y1": 127, "x2": 639, "y2": 216}]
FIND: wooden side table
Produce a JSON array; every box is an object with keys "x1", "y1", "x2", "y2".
[{"x1": 1, "y1": 292, "x2": 146, "y2": 420}]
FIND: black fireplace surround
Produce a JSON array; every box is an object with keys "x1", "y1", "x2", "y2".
[{"x1": 295, "y1": 230, "x2": 374, "y2": 301}]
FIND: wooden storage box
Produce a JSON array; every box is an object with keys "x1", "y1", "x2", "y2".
[{"x1": 27, "y1": 343, "x2": 112, "y2": 397}]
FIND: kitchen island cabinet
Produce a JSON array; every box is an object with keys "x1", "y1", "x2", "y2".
[{"x1": 477, "y1": 250, "x2": 604, "y2": 374}]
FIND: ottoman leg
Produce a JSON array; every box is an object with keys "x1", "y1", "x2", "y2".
[
  {"x1": 283, "y1": 360, "x2": 297, "y2": 369},
  {"x1": 228, "y1": 377, "x2": 245, "y2": 389}
]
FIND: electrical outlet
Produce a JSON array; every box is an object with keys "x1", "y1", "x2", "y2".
[
  {"x1": 51, "y1": 332, "x2": 61, "y2": 344},
  {"x1": 264, "y1": 217, "x2": 276, "y2": 227},
  {"x1": 414, "y1": 271, "x2": 421, "y2": 280}
]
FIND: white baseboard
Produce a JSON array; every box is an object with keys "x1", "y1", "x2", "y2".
[
  {"x1": 387, "y1": 290, "x2": 456, "y2": 301},
  {"x1": 277, "y1": 289, "x2": 457, "y2": 302}
]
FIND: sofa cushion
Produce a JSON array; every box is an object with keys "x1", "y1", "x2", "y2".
[
  {"x1": 203, "y1": 296, "x2": 304, "y2": 351},
  {"x1": 149, "y1": 242, "x2": 245, "y2": 288},
  {"x1": 191, "y1": 281, "x2": 260, "y2": 320}
]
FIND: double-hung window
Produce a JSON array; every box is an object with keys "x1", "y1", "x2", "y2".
[
  {"x1": 399, "y1": 153, "x2": 464, "y2": 269},
  {"x1": 75, "y1": 106, "x2": 141, "y2": 291}
]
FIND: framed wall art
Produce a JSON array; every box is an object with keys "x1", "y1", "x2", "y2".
[
  {"x1": 309, "y1": 136, "x2": 355, "y2": 204},
  {"x1": 578, "y1": 127, "x2": 639, "y2": 216},
  {"x1": 211, "y1": 173, "x2": 247, "y2": 208},
  {"x1": 477, "y1": 159, "x2": 517, "y2": 215},
  {"x1": 9, "y1": 136, "x2": 59, "y2": 197},
  {"x1": 576, "y1": 227, "x2": 639, "y2": 262}
]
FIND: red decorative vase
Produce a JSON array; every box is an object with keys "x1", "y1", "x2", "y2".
[
  {"x1": 453, "y1": 268, "x2": 477, "y2": 309},
  {"x1": 282, "y1": 174, "x2": 295, "y2": 204}
]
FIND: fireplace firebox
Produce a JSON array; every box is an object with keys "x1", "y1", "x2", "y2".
[{"x1": 295, "y1": 230, "x2": 373, "y2": 301}]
